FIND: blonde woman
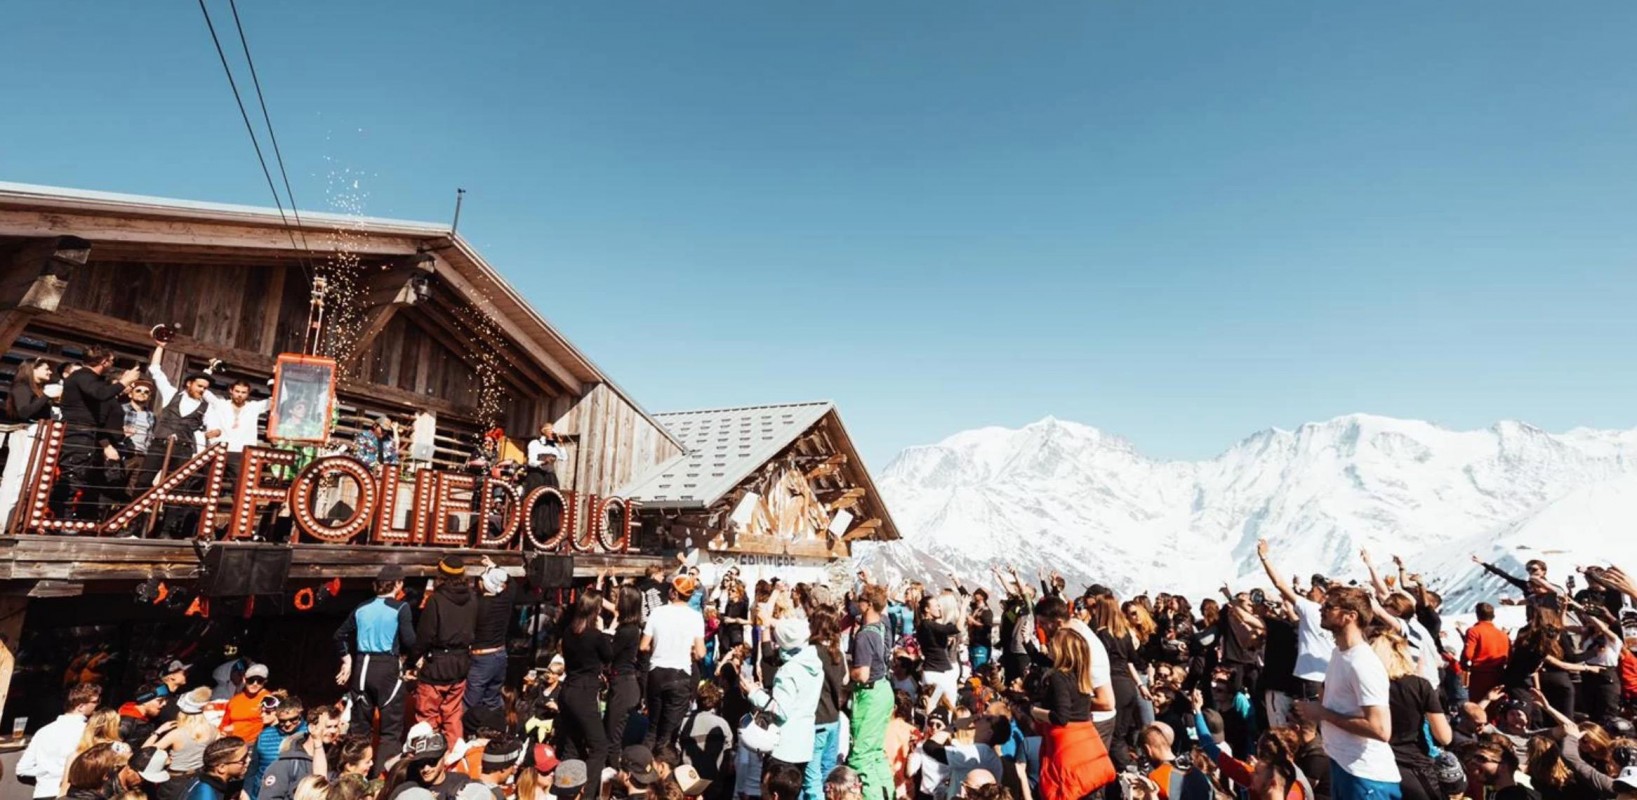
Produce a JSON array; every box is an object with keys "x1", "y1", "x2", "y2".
[
  {"x1": 145, "y1": 687, "x2": 219, "y2": 791},
  {"x1": 1090, "y1": 595, "x2": 1144, "y2": 752},
  {"x1": 1031, "y1": 629, "x2": 1114, "y2": 800},
  {"x1": 1368, "y1": 631, "x2": 1450, "y2": 800},
  {"x1": 292, "y1": 774, "x2": 331, "y2": 800},
  {"x1": 59, "y1": 709, "x2": 122, "y2": 795}
]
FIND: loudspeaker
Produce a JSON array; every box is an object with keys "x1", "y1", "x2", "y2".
[
  {"x1": 198, "y1": 544, "x2": 293, "y2": 597},
  {"x1": 528, "y1": 554, "x2": 575, "y2": 589}
]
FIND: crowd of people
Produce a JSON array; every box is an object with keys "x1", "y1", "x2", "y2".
[
  {"x1": 13, "y1": 540, "x2": 1637, "y2": 800},
  {"x1": 0, "y1": 338, "x2": 572, "y2": 538}
]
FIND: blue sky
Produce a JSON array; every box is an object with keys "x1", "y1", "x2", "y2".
[{"x1": 5, "y1": 2, "x2": 1637, "y2": 468}]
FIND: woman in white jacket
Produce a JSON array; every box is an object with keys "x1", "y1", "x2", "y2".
[{"x1": 741, "y1": 616, "x2": 824, "y2": 775}]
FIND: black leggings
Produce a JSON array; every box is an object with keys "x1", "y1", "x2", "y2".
[
  {"x1": 1110, "y1": 676, "x2": 1142, "y2": 749},
  {"x1": 603, "y1": 672, "x2": 642, "y2": 749},
  {"x1": 557, "y1": 677, "x2": 609, "y2": 800}
]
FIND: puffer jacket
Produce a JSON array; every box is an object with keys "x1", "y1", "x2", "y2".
[
  {"x1": 414, "y1": 580, "x2": 478, "y2": 684},
  {"x1": 258, "y1": 732, "x2": 316, "y2": 800},
  {"x1": 748, "y1": 644, "x2": 824, "y2": 765}
]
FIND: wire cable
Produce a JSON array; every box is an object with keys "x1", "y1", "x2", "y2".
[
  {"x1": 225, "y1": 0, "x2": 315, "y2": 270},
  {"x1": 195, "y1": 0, "x2": 308, "y2": 273}
]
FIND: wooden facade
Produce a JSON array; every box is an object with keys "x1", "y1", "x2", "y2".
[{"x1": 0, "y1": 182, "x2": 682, "y2": 563}]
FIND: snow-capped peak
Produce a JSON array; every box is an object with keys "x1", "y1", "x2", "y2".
[{"x1": 857, "y1": 414, "x2": 1637, "y2": 600}]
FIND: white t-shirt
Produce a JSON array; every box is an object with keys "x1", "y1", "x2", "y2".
[
  {"x1": 1066, "y1": 619, "x2": 1116, "y2": 724},
  {"x1": 1384, "y1": 613, "x2": 1442, "y2": 687},
  {"x1": 1321, "y1": 642, "x2": 1401, "y2": 783},
  {"x1": 1292, "y1": 597, "x2": 1335, "y2": 682},
  {"x1": 644, "y1": 602, "x2": 705, "y2": 672}
]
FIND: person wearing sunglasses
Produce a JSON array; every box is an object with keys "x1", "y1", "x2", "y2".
[
  {"x1": 1294, "y1": 587, "x2": 1399, "y2": 800},
  {"x1": 247, "y1": 693, "x2": 304, "y2": 800},
  {"x1": 221, "y1": 664, "x2": 272, "y2": 743}
]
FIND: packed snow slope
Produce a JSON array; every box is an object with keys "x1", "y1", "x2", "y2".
[{"x1": 855, "y1": 415, "x2": 1637, "y2": 603}]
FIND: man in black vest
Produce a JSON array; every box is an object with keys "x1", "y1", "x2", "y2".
[
  {"x1": 135, "y1": 346, "x2": 221, "y2": 537},
  {"x1": 52, "y1": 346, "x2": 139, "y2": 520}
]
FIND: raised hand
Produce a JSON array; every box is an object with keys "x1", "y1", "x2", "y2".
[{"x1": 1256, "y1": 539, "x2": 1269, "y2": 559}]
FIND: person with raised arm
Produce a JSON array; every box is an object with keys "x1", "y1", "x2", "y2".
[{"x1": 1257, "y1": 539, "x2": 1333, "y2": 707}]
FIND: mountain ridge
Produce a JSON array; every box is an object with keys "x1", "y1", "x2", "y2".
[{"x1": 858, "y1": 413, "x2": 1637, "y2": 601}]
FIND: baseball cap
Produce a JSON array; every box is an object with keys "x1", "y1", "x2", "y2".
[
  {"x1": 1615, "y1": 766, "x2": 1637, "y2": 790},
  {"x1": 455, "y1": 785, "x2": 495, "y2": 800},
  {"x1": 405, "y1": 730, "x2": 449, "y2": 764},
  {"x1": 673, "y1": 765, "x2": 710, "y2": 797},
  {"x1": 620, "y1": 746, "x2": 659, "y2": 785},
  {"x1": 163, "y1": 660, "x2": 190, "y2": 677},
  {"x1": 482, "y1": 738, "x2": 526, "y2": 770},
  {"x1": 396, "y1": 789, "x2": 437, "y2": 800},
  {"x1": 551, "y1": 760, "x2": 588, "y2": 796},
  {"x1": 531, "y1": 743, "x2": 561, "y2": 774},
  {"x1": 244, "y1": 663, "x2": 269, "y2": 680}
]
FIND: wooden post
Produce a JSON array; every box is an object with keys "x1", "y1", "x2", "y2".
[
  {"x1": 0, "y1": 595, "x2": 28, "y2": 728},
  {"x1": 0, "y1": 236, "x2": 89, "y2": 354}
]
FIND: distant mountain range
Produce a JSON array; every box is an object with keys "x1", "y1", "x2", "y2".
[{"x1": 855, "y1": 414, "x2": 1637, "y2": 608}]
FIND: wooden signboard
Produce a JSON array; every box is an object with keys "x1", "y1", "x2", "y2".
[{"x1": 267, "y1": 354, "x2": 337, "y2": 444}]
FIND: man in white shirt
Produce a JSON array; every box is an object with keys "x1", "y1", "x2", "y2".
[
  {"x1": 641, "y1": 575, "x2": 706, "y2": 758},
  {"x1": 1296, "y1": 586, "x2": 1401, "y2": 800},
  {"x1": 1257, "y1": 539, "x2": 1335, "y2": 724},
  {"x1": 204, "y1": 379, "x2": 269, "y2": 456},
  {"x1": 17, "y1": 682, "x2": 101, "y2": 798}
]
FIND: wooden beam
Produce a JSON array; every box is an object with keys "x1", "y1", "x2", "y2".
[
  {"x1": 843, "y1": 518, "x2": 883, "y2": 541},
  {"x1": 0, "y1": 208, "x2": 421, "y2": 257},
  {"x1": 0, "y1": 236, "x2": 89, "y2": 354},
  {"x1": 427, "y1": 251, "x2": 582, "y2": 394},
  {"x1": 350, "y1": 257, "x2": 435, "y2": 360}
]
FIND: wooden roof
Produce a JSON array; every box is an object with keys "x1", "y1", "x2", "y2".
[
  {"x1": 0, "y1": 181, "x2": 681, "y2": 452},
  {"x1": 622, "y1": 401, "x2": 901, "y2": 542}
]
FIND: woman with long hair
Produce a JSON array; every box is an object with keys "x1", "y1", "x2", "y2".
[
  {"x1": 917, "y1": 594, "x2": 962, "y2": 714},
  {"x1": 1, "y1": 358, "x2": 55, "y2": 529},
  {"x1": 1503, "y1": 607, "x2": 1598, "y2": 719},
  {"x1": 804, "y1": 607, "x2": 849, "y2": 800},
  {"x1": 1188, "y1": 705, "x2": 1315, "y2": 800},
  {"x1": 59, "y1": 709, "x2": 122, "y2": 795},
  {"x1": 148, "y1": 688, "x2": 219, "y2": 800},
  {"x1": 514, "y1": 743, "x2": 560, "y2": 800},
  {"x1": 603, "y1": 585, "x2": 645, "y2": 751},
  {"x1": 1369, "y1": 631, "x2": 1451, "y2": 800},
  {"x1": 1090, "y1": 594, "x2": 1144, "y2": 752},
  {"x1": 1031, "y1": 628, "x2": 1115, "y2": 800},
  {"x1": 557, "y1": 588, "x2": 611, "y2": 800},
  {"x1": 63, "y1": 742, "x2": 130, "y2": 800},
  {"x1": 5, "y1": 358, "x2": 54, "y2": 422}
]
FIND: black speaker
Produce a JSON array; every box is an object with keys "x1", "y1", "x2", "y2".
[
  {"x1": 198, "y1": 544, "x2": 293, "y2": 597},
  {"x1": 528, "y1": 554, "x2": 575, "y2": 589}
]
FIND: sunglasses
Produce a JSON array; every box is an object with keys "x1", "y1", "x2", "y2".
[
  {"x1": 246, "y1": 677, "x2": 266, "y2": 685},
  {"x1": 277, "y1": 716, "x2": 302, "y2": 726}
]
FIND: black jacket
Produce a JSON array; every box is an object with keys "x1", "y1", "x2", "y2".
[
  {"x1": 60, "y1": 369, "x2": 126, "y2": 439},
  {"x1": 414, "y1": 581, "x2": 478, "y2": 683},
  {"x1": 4, "y1": 382, "x2": 51, "y2": 422}
]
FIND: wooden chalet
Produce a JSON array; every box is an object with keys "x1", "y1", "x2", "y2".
[
  {"x1": 621, "y1": 402, "x2": 900, "y2": 585},
  {"x1": 0, "y1": 183, "x2": 685, "y2": 728}
]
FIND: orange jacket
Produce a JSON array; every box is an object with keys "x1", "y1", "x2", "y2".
[
  {"x1": 1038, "y1": 720, "x2": 1114, "y2": 800},
  {"x1": 1462, "y1": 621, "x2": 1510, "y2": 673},
  {"x1": 220, "y1": 690, "x2": 267, "y2": 742}
]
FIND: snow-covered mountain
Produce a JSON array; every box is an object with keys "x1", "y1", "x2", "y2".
[{"x1": 856, "y1": 414, "x2": 1637, "y2": 604}]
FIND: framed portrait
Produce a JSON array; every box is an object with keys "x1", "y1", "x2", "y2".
[{"x1": 268, "y1": 354, "x2": 337, "y2": 444}]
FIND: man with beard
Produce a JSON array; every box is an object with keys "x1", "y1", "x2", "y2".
[
  {"x1": 1296, "y1": 586, "x2": 1399, "y2": 800},
  {"x1": 414, "y1": 556, "x2": 479, "y2": 747},
  {"x1": 259, "y1": 705, "x2": 346, "y2": 800},
  {"x1": 53, "y1": 345, "x2": 139, "y2": 519}
]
